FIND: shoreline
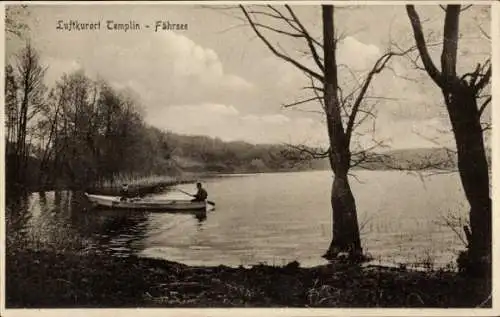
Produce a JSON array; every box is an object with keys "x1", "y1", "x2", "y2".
[
  {"x1": 5, "y1": 249, "x2": 491, "y2": 308},
  {"x1": 24, "y1": 168, "x2": 460, "y2": 196}
]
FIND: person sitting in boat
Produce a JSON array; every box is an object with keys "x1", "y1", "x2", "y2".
[
  {"x1": 120, "y1": 184, "x2": 129, "y2": 201},
  {"x1": 191, "y1": 182, "x2": 208, "y2": 202}
]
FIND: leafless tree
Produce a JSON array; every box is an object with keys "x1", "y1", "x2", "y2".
[
  {"x1": 240, "y1": 4, "x2": 413, "y2": 259},
  {"x1": 6, "y1": 42, "x2": 47, "y2": 191},
  {"x1": 5, "y1": 5, "x2": 29, "y2": 39},
  {"x1": 406, "y1": 4, "x2": 491, "y2": 275}
]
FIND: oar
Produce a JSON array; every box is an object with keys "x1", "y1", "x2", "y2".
[{"x1": 177, "y1": 188, "x2": 216, "y2": 206}]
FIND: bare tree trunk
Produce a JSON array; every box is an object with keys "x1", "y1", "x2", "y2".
[
  {"x1": 406, "y1": 5, "x2": 491, "y2": 276},
  {"x1": 8, "y1": 43, "x2": 47, "y2": 191},
  {"x1": 322, "y1": 5, "x2": 362, "y2": 259},
  {"x1": 239, "y1": 4, "x2": 398, "y2": 260},
  {"x1": 16, "y1": 58, "x2": 31, "y2": 188},
  {"x1": 325, "y1": 172, "x2": 362, "y2": 258},
  {"x1": 446, "y1": 85, "x2": 491, "y2": 274}
]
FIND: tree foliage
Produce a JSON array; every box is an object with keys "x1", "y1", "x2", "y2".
[
  {"x1": 5, "y1": 42, "x2": 47, "y2": 191},
  {"x1": 5, "y1": 5, "x2": 30, "y2": 39},
  {"x1": 5, "y1": 44, "x2": 319, "y2": 193}
]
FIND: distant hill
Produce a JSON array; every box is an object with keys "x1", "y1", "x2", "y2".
[
  {"x1": 361, "y1": 147, "x2": 458, "y2": 170},
  {"x1": 279, "y1": 146, "x2": 491, "y2": 172},
  {"x1": 13, "y1": 128, "x2": 491, "y2": 193},
  {"x1": 161, "y1": 131, "x2": 492, "y2": 173},
  {"x1": 132, "y1": 131, "x2": 331, "y2": 174},
  {"x1": 355, "y1": 147, "x2": 491, "y2": 171}
]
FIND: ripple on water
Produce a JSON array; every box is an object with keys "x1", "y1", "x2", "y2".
[{"x1": 8, "y1": 172, "x2": 469, "y2": 270}]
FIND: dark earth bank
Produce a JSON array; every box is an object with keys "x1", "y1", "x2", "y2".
[{"x1": 5, "y1": 249, "x2": 491, "y2": 308}]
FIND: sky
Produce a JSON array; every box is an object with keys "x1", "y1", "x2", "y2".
[{"x1": 5, "y1": 4, "x2": 491, "y2": 150}]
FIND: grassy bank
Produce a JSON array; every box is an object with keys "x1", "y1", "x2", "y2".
[
  {"x1": 85, "y1": 173, "x2": 214, "y2": 197},
  {"x1": 5, "y1": 249, "x2": 491, "y2": 308}
]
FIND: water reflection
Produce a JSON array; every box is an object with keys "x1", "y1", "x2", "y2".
[
  {"x1": 6, "y1": 191, "x2": 32, "y2": 249},
  {"x1": 6, "y1": 171, "x2": 469, "y2": 269},
  {"x1": 195, "y1": 211, "x2": 207, "y2": 223},
  {"x1": 6, "y1": 190, "x2": 208, "y2": 258}
]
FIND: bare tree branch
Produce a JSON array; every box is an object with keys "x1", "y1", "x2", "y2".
[
  {"x1": 307, "y1": 73, "x2": 325, "y2": 110},
  {"x1": 460, "y1": 4, "x2": 473, "y2": 12},
  {"x1": 441, "y1": 5, "x2": 460, "y2": 80},
  {"x1": 267, "y1": 5, "x2": 303, "y2": 34},
  {"x1": 481, "y1": 122, "x2": 491, "y2": 132},
  {"x1": 478, "y1": 24, "x2": 491, "y2": 40},
  {"x1": 290, "y1": 108, "x2": 324, "y2": 115},
  {"x1": 345, "y1": 46, "x2": 415, "y2": 145},
  {"x1": 406, "y1": 5, "x2": 444, "y2": 87},
  {"x1": 285, "y1": 143, "x2": 330, "y2": 159},
  {"x1": 475, "y1": 62, "x2": 491, "y2": 93},
  {"x1": 250, "y1": 22, "x2": 307, "y2": 39},
  {"x1": 352, "y1": 104, "x2": 377, "y2": 132},
  {"x1": 282, "y1": 96, "x2": 321, "y2": 108},
  {"x1": 478, "y1": 96, "x2": 491, "y2": 117},
  {"x1": 285, "y1": 5, "x2": 324, "y2": 73},
  {"x1": 437, "y1": 213, "x2": 468, "y2": 246},
  {"x1": 240, "y1": 5, "x2": 324, "y2": 81},
  {"x1": 247, "y1": 8, "x2": 293, "y2": 23},
  {"x1": 386, "y1": 65, "x2": 420, "y2": 83}
]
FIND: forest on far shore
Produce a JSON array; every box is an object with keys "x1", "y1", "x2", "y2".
[
  {"x1": 6, "y1": 42, "x2": 486, "y2": 194},
  {"x1": 3, "y1": 43, "x2": 324, "y2": 193}
]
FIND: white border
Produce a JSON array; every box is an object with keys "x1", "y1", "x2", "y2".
[
  {"x1": 1, "y1": 1, "x2": 498, "y2": 316},
  {"x1": 0, "y1": 1, "x2": 6, "y2": 314},
  {"x1": 491, "y1": 0, "x2": 499, "y2": 313},
  {"x1": 0, "y1": 0, "x2": 497, "y2": 5}
]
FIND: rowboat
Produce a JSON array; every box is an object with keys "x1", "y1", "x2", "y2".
[{"x1": 84, "y1": 193, "x2": 207, "y2": 212}]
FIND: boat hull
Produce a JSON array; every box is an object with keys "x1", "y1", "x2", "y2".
[{"x1": 84, "y1": 193, "x2": 207, "y2": 212}]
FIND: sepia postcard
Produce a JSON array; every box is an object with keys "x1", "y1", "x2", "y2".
[{"x1": 1, "y1": 1, "x2": 498, "y2": 316}]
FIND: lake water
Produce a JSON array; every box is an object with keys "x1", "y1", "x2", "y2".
[{"x1": 6, "y1": 170, "x2": 469, "y2": 269}]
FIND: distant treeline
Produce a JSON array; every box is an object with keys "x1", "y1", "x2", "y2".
[
  {"x1": 6, "y1": 44, "x2": 486, "y2": 194},
  {"x1": 4, "y1": 43, "x2": 324, "y2": 193},
  {"x1": 361, "y1": 147, "x2": 491, "y2": 171},
  {"x1": 160, "y1": 133, "x2": 330, "y2": 173}
]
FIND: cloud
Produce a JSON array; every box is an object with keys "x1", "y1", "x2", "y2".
[
  {"x1": 259, "y1": 114, "x2": 290, "y2": 124},
  {"x1": 204, "y1": 103, "x2": 239, "y2": 115},
  {"x1": 43, "y1": 57, "x2": 83, "y2": 84},
  {"x1": 23, "y1": 5, "x2": 480, "y2": 151},
  {"x1": 148, "y1": 100, "x2": 451, "y2": 150},
  {"x1": 164, "y1": 32, "x2": 252, "y2": 91},
  {"x1": 38, "y1": 33, "x2": 450, "y2": 151},
  {"x1": 259, "y1": 36, "x2": 383, "y2": 94},
  {"x1": 337, "y1": 36, "x2": 381, "y2": 71},
  {"x1": 38, "y1": 31, "x2": 254, "y2": 109},
  {"x1": 148, "y1": 103, "x2": 327, "y2": 145},
  {"x1": 148, "y1": 103, "x2": 239, "y2": 135},
  {"x1": 371, "y1": 111, "x2": 455, "y2": 149},
  {"x1": 222, "y1": 74, "x2": 254, "y2": 91}
]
